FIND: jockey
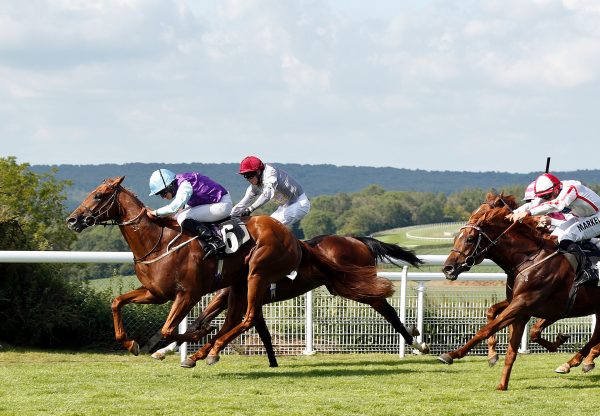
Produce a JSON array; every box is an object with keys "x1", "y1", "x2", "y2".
[
  {"x1": 517, "y1": 180, "x2": 568, "y2": 230},
  {"x1": 147, "y1": 168, "x2": 232, "y2": 258},
  {"x1": 508, "y1": 173, "x2": 600, "y2": 281},
  {"x1": 231, "y1": 156, "x2": 311, "y2": 227}
]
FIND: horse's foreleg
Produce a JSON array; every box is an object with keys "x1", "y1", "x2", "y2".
[
  {"x1": 183, "y1": 285, "x2": 247, "y2": 367},
  {"x1": 497, "y1": 317, "x2": 528, "y2": 391},
  {"x1": 152, "y1": 287, "x2": 229, "y2": 359},
  {"x1": 159, "y1": 293, "x2": 199, "y2": 344},
  {"x1": 206, "y1": 276, "x2": 267, "y2": 363},
  {"x1": 486, "y1": 299, "x2": 510, "y2": 367},
  {"x1": 439, "y1": 300, "x2": 525, "y2": 364},
  {"x1": 187, "y1": 288, "x2": 230, "y2": 333},
  {"x1": 112, "y1": 287, "x2": 166, "y2": 355}
]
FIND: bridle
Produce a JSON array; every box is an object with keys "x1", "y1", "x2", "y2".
[
  {"x1": 77, "y1": 182, "x2": 144, "y2": 227},
  {"x1": 450, "y1": 220, "x2": 519, "y2": 268},
  {"x1": 74, "y1": 182, "x2": 165, "y2": 263}
]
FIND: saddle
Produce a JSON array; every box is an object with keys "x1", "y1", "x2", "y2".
[
  {"x1": 209, "y1": 216, "x2": 251, "y2": 255},
  {"x1": 562, "y1": 239, "x2": 600, "y2": 317}
]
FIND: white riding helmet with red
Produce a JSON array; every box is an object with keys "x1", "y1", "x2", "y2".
[
  {"x1": 523, "y1": 181, "x2": 536, "y2": 201},
  {"x1": 533, "y1": 173, "x2": 561, "y2": 198}
]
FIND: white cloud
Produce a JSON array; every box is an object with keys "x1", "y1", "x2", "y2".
[{"x1": 2, "y1": 0, "x2": 600, "y2": 172}]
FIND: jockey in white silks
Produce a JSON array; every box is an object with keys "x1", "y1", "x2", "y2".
[{"x1": 230, "y1": 156, "x2": 310, "y2": 227}]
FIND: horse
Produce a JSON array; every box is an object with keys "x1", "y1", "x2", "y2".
[
  {"x1": 151, "y1": 235, "x2": 429, "y2": 365},
  {"x1": 440, "y1": 193, "x2": 600, "y2": 390},
  {"x1": 485, "y1": 301, "x2": 570, "y2": 368},
  {"x1": 66, "y1": 177, "x2": 391, "y2": 365}
]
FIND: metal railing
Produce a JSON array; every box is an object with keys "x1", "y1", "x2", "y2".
[{"x1": 1, "y1": 251, "x2": 595, "y2": 361}]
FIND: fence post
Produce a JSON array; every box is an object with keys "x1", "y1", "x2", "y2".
[
  {"x1": 303, "y1": 290, "x2": 315, "y2": 355},
  {"x1": 179, "y1": 315, "x2": 188, "y2": 363},
  {"x1": 416, "y1": 281, "x2": 425, "y2": 347},
  {"x1": 518, "y1": 318, "x2": 530, "y2": 353},
  {"x1": 399, "y1": 266, "x2": 408, "y2": 358}
]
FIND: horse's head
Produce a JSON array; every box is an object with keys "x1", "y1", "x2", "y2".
[
  {"x1": 66, "y1": 176, "x2": 126, "y2": 233},
  {"x1": 442, "y1": 192, "x2": 518, "y2": 281}
]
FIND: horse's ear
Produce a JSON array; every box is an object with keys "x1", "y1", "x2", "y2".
[
  {"x1": 485, "y1": 192, "x2": 496, "y2": 203},
  {"x1": 107, "y1": 176, "x2": 125, "y2": 186}
]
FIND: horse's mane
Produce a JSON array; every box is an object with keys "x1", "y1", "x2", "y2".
[
  {"x1": 114, "y1": 180, "x2": 181, "y2": 231},
  {"x1": 474, "y1": 193, "x2": 555, "y2": 246}
]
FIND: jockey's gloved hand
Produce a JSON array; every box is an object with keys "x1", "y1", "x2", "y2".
[{"x1": 241, "y1": 207, "x2": 253, "y2": 217}]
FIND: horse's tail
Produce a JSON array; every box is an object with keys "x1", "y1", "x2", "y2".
[
  {"x1": 299, "y1": 241, "x2": 394, "y2": 301},
  {"x1": 351, "y1": 236, "x2": 423, "y2": 267}
]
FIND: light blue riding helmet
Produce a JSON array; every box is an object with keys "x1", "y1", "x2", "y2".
[{"x1": 149, "y1": 169, "x2": 177, "y2": 196}]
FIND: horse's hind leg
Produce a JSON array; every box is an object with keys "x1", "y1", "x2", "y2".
[
  {"x1": 364, "y1": 298, "x2": 429, "y2": 354},
  {"x1": 111, "y1": 287, "x2": 166, "y2": 355},
  {"x1": 486, "y1": 299, "x2": 509, "y2": 367},
  {"x1": 255, "y1": 316, "x2": 278, "y2": 367},
  {"x1": 529, "y1": 318, "x2": 562, "y2": 351},
  {"x1": 557, "y1": 312, "x2": 600, "y2": 374}
]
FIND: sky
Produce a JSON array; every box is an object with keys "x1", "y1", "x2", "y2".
[{"x1": 2, "y1": 0, "x2": 600, "y2": 173}]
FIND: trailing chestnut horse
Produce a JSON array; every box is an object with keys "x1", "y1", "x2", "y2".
[
  {"x1": 152, "y1": 235, "x2": 429, "y2": 365},
  {"x1": 66, "y1": 177, "x2": 389, "y2": 364},
  {"x1": 440, "y1": 193, "x2": 600, "y2": 390}
]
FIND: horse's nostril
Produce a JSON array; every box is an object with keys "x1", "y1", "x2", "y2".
[
  {"x1": 67, "y1": 217, "x2": 77, "y2": 225},
  {"x1": 442, "y1": 266, "x2": 454, "y2": 274}
]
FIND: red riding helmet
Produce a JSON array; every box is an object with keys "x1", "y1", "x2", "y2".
[
  {"x1": 239, "y1": 156, "x2": 265, "y2": 174},
  {"x1": 534, "y1": 173, "x2": 561, "y2": 198}
]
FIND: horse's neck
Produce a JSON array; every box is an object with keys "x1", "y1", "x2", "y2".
[
  {"x1": 116, "y1": 193, "x2": 172, "y2": 260},
  {"x1": 487, "y1": 232, "x2": 549, "y2": 273}
]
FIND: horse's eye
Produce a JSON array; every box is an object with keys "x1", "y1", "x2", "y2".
[
  {"x1": 94, "y1": 193, "x2": 102, "y2": 200},
  {"x1": 465, "y1": 236, "x2": 476, "y2": 244}
]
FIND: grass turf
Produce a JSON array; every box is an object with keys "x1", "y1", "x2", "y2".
[{"x1": 2, "y1": 349, "x2": 600, "y2": 415}]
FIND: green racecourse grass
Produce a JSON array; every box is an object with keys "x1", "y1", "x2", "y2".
[{"x1": 2, "y1": 349, "x2": 600, "y2": 416}]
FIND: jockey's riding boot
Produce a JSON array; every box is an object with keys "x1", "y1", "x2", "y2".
[
  {"x1": 560, "y1": 240, "x2": 599, "y2": 283},
  {"x1": 181, "y1": 219, "x2": 225, "y2": 258}
]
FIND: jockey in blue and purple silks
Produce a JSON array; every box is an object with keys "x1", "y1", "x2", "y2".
[{"x1": 147, "y1": 169, "x2": 232, "y2": 258}]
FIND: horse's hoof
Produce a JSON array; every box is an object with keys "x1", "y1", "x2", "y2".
[
  {"x1": 206, "y1": 355, "x2": 220, "y2": 365},
  {"x1": 269, "y1": 362, "x2": 279, "y2": 368},
  {"x1": 180, "y1": 358, "x2": 196, "y2": 368},
  {"x1": 412, "y1": 342, "x2": 430, "y2": 354},
  {"x1": 125, "y1": 340, "x2": 139, "y2": 356},
  {"x1": 151, "y1": 351, "x2": 166, "y2": 361},
  {"x1": 438, "y1": 353, "x2": 453, "y2": 365},
  {"x1": 408, "y1": 325, "x2": 420, "y2": 337},
  {"x1": 557, "y1": 333, "x2": 571, "y2": 343},
  {"x1": 488, "y1": 354, "x2": 499, "y2": 367},
  {"x1": 555, "y1": 363, "x2": 571, "y2": 374},
  {"x1": 582, "y1": 363, "x2": 595, "y2": 373}
]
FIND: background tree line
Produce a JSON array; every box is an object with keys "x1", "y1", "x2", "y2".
[{"x1": 3, "y1": 156, "x2": 600, "y2": 349}]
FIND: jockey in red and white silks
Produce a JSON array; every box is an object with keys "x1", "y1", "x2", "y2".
[
  {"x1": 516, "y1": 180, "x2": 569, "y2": 231},
  {"x1": 509, "y1": 174, "x2": 600, "y2": 244}
]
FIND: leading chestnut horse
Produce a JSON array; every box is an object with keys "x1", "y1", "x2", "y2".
[
  {"x1": 152, "y1": 235, "x2": 429, "y2": 366},
  {"x1": 66, "y1": 177, "x2": 390, "y2": 364},
  {"x1": 440, "y1": 193, "x2": 600, "y2": 390}
]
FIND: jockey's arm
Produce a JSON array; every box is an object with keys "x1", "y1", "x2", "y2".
[
  {"x1": 231, "y1": 186, "x2": 259, "y2": 216},
  {"x1": 154, "y1": 181, "x2": 193, "y2": 216}
]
